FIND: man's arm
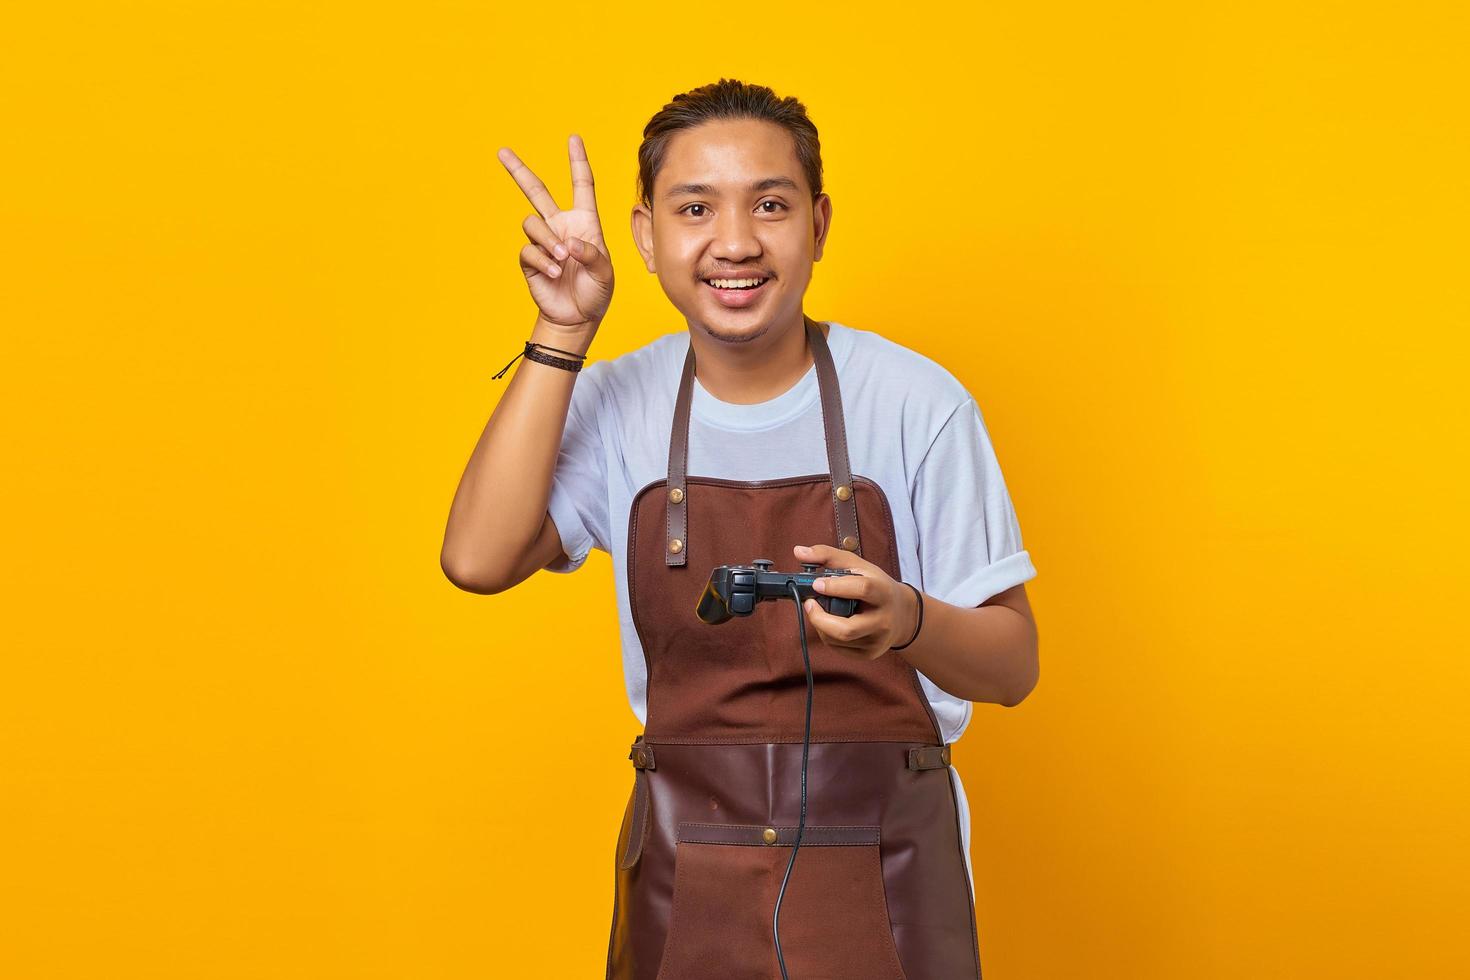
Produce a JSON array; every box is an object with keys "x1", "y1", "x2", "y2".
[
  {"x1": 891, "y1": 583, "x2": 1039, "y2": 707},
  {"x1": 440, "y1": 315, "x2": 597, "y2": 594},
  {"x1": 443, "y1": 135, "x2": 615, "y2": 594},
  {"x1": 451, "y1": 510, "x2": 575, "y2": 596}
]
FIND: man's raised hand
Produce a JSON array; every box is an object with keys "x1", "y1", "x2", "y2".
[{"x1": 497, "y1": 134, "x2": 614, "y2": 334}]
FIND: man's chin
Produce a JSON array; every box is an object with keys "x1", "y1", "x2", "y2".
[
  {"x1": 698, "y1": 316, "x2": 774, "y2": 344},
  {"x1": 688, "y1": 300, "x2": 786, "y2": 345}
]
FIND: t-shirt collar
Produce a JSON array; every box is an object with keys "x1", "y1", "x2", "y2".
[{"x1": 689, "y1": 322, "x2": 851, "y2": 432}]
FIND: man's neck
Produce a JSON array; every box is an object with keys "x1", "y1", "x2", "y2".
[{"x1": 688, "y1": 312, "x2": 829, "y2": 405}]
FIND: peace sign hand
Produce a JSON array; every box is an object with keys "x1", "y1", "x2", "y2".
[{"x1": 497, "y1": 134, "x2": 615, "y2": 333}]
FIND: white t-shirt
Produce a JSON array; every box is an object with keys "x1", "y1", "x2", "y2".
[{"x1": 544, "y1": 320, "x2": 1037, "y2": 884}]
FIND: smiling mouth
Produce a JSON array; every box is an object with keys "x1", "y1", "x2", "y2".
[
  {"x1": 701, "y1": 276, "x2": 771, "y2": 291},
  {"x1": 701, "y1": 277, "x2": 772, "y2": 309}
]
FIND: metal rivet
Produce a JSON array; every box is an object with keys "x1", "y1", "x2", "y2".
[
  {"x1": 669, "y1": 538, "x2": 683, "y2": 554},
  {"x1": 840, "y1": 535, "x2": 858, "y2": 551},
  {"x1": 668, "y1": 487, "x2": 684, "y2": 504},
  {"x1": 834, "y1": 484, "x2": 852, "y2": 501},
  {"x1": 762, "y1": 827, "x2": 778, "y2": 845}
]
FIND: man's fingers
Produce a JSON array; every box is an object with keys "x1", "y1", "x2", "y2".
[
  {"x1": 802, "y1": 598, "x2": 844, "y2": 637},
  {"x1": 519, "y1": 242, "x2": 561, "y2": 280},
  {"x1": 804, "y1": 599, "x2": 881, "y2": 647},
  {"x1": 564, "y1": 238, "x2": 612, "y2": 284},
  {"x1": 794, "y1": 543, "x2": 872, "y2": 573},
  {"x1": 811, "y1": 571, "x2": 875, "y2": 600},
  {"x1": 567, "y1": 134, "x2": 600, "y2": 215},
  {"x1": 497, "y1": 146, "x2": 562, "y2": 220},
  {"x1": 522, "y1": 213, "x2": 568, "y2": 261}
]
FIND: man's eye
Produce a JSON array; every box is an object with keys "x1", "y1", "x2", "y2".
[{"x1": 681, "y1": 201, "x2": 786, "y2": 217}]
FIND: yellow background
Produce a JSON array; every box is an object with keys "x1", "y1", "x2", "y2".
[{"x1": 3, "y1": 2, "x2": 1466, "y2": 977}]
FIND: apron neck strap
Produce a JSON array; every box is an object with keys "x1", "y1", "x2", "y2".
[{"x1": 663, "y1": 315, "x2": 862, "y2": 567}]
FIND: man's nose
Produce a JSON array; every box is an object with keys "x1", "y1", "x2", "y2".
[{"x1": 709, "y1": 209, "x2": 761, "y2": 261}]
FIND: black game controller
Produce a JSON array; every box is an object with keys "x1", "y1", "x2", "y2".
[{"x1": 696, "y1": 559, "x2": 861, "y2": 625}]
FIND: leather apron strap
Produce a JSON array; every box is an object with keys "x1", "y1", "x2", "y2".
[
  {"x1": 663, "y1": 316, "x2": 861, "y2": 566},
  {"x1": 620, "y1": 737, "x2": 656, "y2": 869}
]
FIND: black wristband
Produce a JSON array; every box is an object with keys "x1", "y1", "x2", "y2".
[
  {"x1": 889, "y1": 582, "x2": 924, "y2": 651},
  {"x1": 492, "y1": 340, "x2": 587, "y2": 379},
  {"x1": 523, "y1": 346, "x2": 584, "y2": 372}
]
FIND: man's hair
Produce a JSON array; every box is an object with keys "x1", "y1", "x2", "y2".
[{"x1": 636, "y1": 78, "x2": 824, "y2": 209}]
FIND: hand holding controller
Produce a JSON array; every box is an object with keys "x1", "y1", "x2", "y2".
[{"x1": 696, "y1": 558, "x2": 860, "y2": 625}]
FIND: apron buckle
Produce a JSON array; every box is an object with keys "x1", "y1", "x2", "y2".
[
  {"x1": 629, "y1": 739, "x2": 656, "y2": 770},
  {"x1": 907, "y1": 744, "x2": 951, "y2": 770}
]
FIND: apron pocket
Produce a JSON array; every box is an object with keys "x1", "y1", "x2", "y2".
[{"x1": 654, "y1": 822, "x2": 907, "y2": 980}]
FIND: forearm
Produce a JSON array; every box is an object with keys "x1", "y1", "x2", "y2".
[
  {"x1": 892, "y1": 590, "x2": 1039, "y2": 707},
  {"x1": 441, "y1": 314, "x2": 596, "y2": 589}
]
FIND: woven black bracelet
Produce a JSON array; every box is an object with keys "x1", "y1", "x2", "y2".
[
  {"x1": 492, "y1": 341, "x2": 587, "y2": 379},
  {"x1": 889, "y1": 582, "x2": 925, "y2": 651}
]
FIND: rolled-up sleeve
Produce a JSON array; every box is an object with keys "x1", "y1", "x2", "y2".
[
  {"x1": 910, "y1": 397, "x2": 1037, "y2": 606},
  {"x1": 543, "y1": 365, "x2": 612, "y2": 574}
]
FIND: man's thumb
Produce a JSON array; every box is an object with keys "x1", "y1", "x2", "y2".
[{"x1": 567, "y1": 238, "x2": 611, "y2": 280}]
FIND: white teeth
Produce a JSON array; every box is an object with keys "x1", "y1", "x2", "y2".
[{"x1": 707, "y1": 278, "x2": 766, "y2": 289}]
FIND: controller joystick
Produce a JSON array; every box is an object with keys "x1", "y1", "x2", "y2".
[{"x1": 696, "y1": 559, "x2": 861, "y2": 625}]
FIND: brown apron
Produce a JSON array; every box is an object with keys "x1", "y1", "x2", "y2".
[{"x1": 605, "y1": 317, "x2": 982, "y2": 979}]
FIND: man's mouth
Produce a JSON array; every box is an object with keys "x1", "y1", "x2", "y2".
[
  {"x1": 701, "y1": 276, "x2": 772, "y2": 308},
  {"x1": 702, "y1": 276, "x2": 769, "y2": 290}
]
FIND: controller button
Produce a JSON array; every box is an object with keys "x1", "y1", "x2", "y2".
[
  {"x1": 841, "y1": 535, "x2": 858, "y2": 551},
  {"x1": 834, "y1": 484, "x2": 852, "y2": 501},
  {"x1": 732, "y1": 594, "x2": 755, "y2": 614},
  {"x1": 762, "y1": 827, "x2": 778, "y2": 845},
  {"x1": 668, "y1": 538, "x2": 683, "y2": 554},
  {"x1": 668, "y1": 487, "x2": 684, "y2": 504},
  {"x1": 732, "y1": 572, "x2": 755, "y2": 586}
]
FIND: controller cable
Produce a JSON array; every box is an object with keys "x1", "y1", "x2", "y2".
[{"x1": 773, "y1": 581, "x2": 815, "y2": 980}]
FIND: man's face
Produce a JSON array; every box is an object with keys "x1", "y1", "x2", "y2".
[{"x1": 631, "y1": 118, "x2": 832, "y2": 344}]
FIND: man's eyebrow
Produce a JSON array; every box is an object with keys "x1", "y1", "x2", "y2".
[{"x1": 664, "y1": 176, "x2": 801, "y2": 198}]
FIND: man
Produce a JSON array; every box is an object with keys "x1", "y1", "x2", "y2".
[{"x1": 442, "y1": 78, "x2": 1038, "y2": 980}]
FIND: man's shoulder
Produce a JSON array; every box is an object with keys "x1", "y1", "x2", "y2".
[
  {"x1": 571, "y1": 331, "x2": 684, "y2": 418},
  {"x1": 585, "y1": 330, "x2": 684, "y2": 388},
  {"x1": 835, "y1": 321, "x2": 973, "y2": 414}
]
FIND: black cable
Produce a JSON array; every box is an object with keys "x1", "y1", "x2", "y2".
[{"x1": 773, "y1": 581, "x2": 814, "y2": 980}]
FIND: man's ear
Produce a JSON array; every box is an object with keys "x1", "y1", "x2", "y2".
[
  {"x1": 812, "y1": 193, "x2": 833, "y2": 263},
  {"x1": 630, "y1": 204, "x2": 656, "y2": 273}
]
